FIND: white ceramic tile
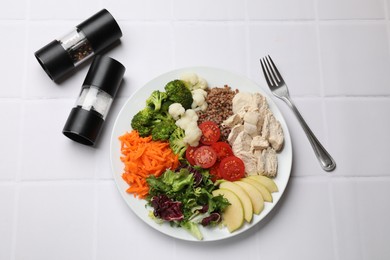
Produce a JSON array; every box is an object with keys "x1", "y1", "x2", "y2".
[
  {"x1": 173, "y1": 23, "x2": 246, "y2": 75},
  {"x1": 101, "y1": 0, "x2": 173, "y2": 21},
  {"x1": 256, "y1": 178, "x2": 335, "y2": 259},
  {"x1": 15, "y1": 182, "x2": 95, "y2": 260},
  {"x1": 331, "y1": 178, "x2": 390, "y2": 260},
  {"x1": 388, "y1": 1, "x2": 390, "y2": 19},
  {"x1": 330, "y1": 178, "x2": 364, "y2": 260},
  {"x1": 20, "y1": 100, "x2": 97, "y2": 180},
  {"x1": 247, "y1": 0, "x2": 316, "y2": 20},
  {"x1": 0, "y1": 184, "x2": 16, "y2": 260},
  {"x1": 96, "y1": 181, "x2": 176, "y2": 259},
  {"x1": 173, "y1": 0, "x2": 245, "y2": 20},
  {"x1": 29, "y1": 1, "x2": 99, "y2": 20},
  {"x1": 318, "y1": 0, "x2": 385, "y2": 20},
  {"x1": 326, "y1": 98, "x2": 390, "y2": 176},
  {"x1": 110, "y1": 22, "x2": 174, "y2": 98},
  {"x1": 319, "y1": 22, "x2": 390, "y2": 96},
  {"x1": 175, "y1": 232, "x2": 259, "y2": 259},
  {"x1": 248, "y1": 23, "x2": 322, "y2": 97},
  {"x1": 356, "y1": 178, "x2": 390, "y2": 259},
  {"x1": 0, "y1": 22, "x2": 26, "y2": 98},
  {"x1": 0, "y1": 0, "x2": 26, "y2": 19},
  {"x1": 144, "y1": 0, "x2": 173, "y2": 20},
  {"x1": 0, "y1": 101, "x2": 21, "y2": 180}
]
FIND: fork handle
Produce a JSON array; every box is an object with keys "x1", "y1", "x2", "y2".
[{"x1": 282, "y1": 96, "x2": 336, "y2": 172}]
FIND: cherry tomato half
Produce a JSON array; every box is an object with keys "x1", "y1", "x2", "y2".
[
  {"x1": 211, "y1": 142, "x2": 234, "y2": 161},
  {"x1": 194, "y1": 146, "x2": 217, "y2": 169},
  {"x1": 199, "y1": 121, "x2": 221, "y2": 145},
  {"x1": 219, "y1": 156, "x2": 245, "y2": 181},
  {"x1": 209, "y1": 161, "x2": 222, "y2": 182},
  {"x1": 185, "y1": 146, "x2": 198, "y2": 165}
]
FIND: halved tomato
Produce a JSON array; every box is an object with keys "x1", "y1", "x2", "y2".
[
  {"x1": 209, "y1": 161, "x2": 222, "y2": 182},
  {"x1": 193, "y1": 146, "x2": 217, "y2": 169},
  {"x1": 199, "y1": 121, "x2": 221, "y2": 145},
  {"x1": 219, "y1": 156, "x2": 245, "y2": 181},
  {"x1": 185, "y1": 145, "x2": 198, "y2": 165},
  {"x1": 211, "y1": 142, "x2": 234, "y2": 161}
]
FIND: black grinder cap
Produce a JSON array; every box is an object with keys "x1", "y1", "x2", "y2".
[
  {"x1": 62, "y1": 56, "x2": 125, "y2": 146},
  {"x1": 77, "y1": 9, "x2": 122, "y2": 53},
  {"x1": 34, "y1": 9, "x2": 122, "y2": 82}
]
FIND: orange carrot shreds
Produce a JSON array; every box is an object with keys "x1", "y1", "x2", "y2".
[{"x1": 119, "y1": 130, "x2": 179, "y2": 199}]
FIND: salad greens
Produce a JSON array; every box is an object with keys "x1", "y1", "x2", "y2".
[{"x1": 146, "y1": 164, "x2": 230, "y2": 240}]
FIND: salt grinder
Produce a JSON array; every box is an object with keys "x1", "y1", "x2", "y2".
[
  {"x1": 62, "y1": 56, "x2": 125, "y2": 146},
  {"x1": 34, "y1": 9, "x2": 122, "y2": 82}
]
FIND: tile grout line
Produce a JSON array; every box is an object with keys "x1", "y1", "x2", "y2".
[
  {"x1": 10, "y1": 0, "x2": 31, "y2": 258},
  {"x1": 384, "y1": 0, "x2": 390, "y2": 58},
  {"x1": 91, "y1": 178, "x2": 99, "y2": 260},
  {"x1": 170, "y1": 0, "x2": 177, "y2": 69},
  {"x1": 243, "y1": 0, "x2": 251, "y2": 80},
  {"x1": 313, "y1": 2, "x2": 339, "y2": 260},
  {"x1": 92, "y1": 0, "x2": 103, "y2": 250}
]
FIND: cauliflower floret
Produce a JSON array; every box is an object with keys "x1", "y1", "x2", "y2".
[
  {"x1": 175, "y1": 116, "x2": 192, "y2": 130},
  {"x1": 180, "y1": 73, "x2": 199, "y2": 87},
  {"x1": 168, "y1": 103, "x2": 185, "y2": 120},
  {"x1": 193, "y1": 77, "x2": 207, "y2": 90},
  {"x1": 180, "y1": 73, "x2": 208, "y2": 90},
  {"x1": 174, "y1": 109, "x2": 202, "y2": 146},
  {"x1": 191, "y1": 89, "x2": 208, "y2": 112},
  {"x1": 175, "y1": 109, "x2": 197, "y2": 129},
  {"x1": 183, "y1": 109, "x2": 199, "y2": 121},
  {"x1": 183, "y1": 123, "x2": 202, "y2": 147}
]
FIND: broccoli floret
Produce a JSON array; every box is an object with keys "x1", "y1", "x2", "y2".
[
  {"x1": 160, "y1": 100, "x2": 174, "y2": 114},
  {"x1": 131, "y1": 107, "x2": 155, "y2": 137},
  {"x1": 169, "y1": 127, "x2": 188, "y2": 158},
  {"x1": 164, "y1": 80, "x2": 193, "y2": 110},
  {"x1": 151, "y1": 116, "x2": 177, "y2": 141},
  {"x1": 146, "y1": 90, "x2": 168, "y2": 111}
]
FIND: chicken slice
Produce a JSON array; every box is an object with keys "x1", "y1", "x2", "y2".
[
  {"x1": 222, "y1": 113, "x2": 242, "y2": 128},
  {"x1": 243, "y1": 111, "x2": 260, "y2": 125},
  {"x1": 244, "y1": 122, "x2": 258, "y2": 137},
  {"x1": 268, "y1": 115, "x2": 284, "y2": 151},
  {"x1": 232, "y1": 92, "x2": 253, "y2": 114},
  {"x1": 256, "y1": 107, "x2": 269, "y2": 134},
  {"x1": 235, "y1": 151, "x2": 257, "y2": 175},
  {"x1": 254, "y1": 149, "x2": 265, "y2": 174},
  {"x1": 251, "y1": 135, "x2": 269, "y2": 151},
  {"x1": 232, "y1": 131, "x2": 252, "y2": 154},
  {"x1": 262, "y1": 147, "x2": 278, "y2": 178},
  {"x1": 261, "y1": 111, "x2": 271, "y2": 140},
  {"x1": 252, "y1": 93, "x2": 268, "y2": 111},
  {"x1": 227, "y1": 124, "x2": 244, "y2": 145}
]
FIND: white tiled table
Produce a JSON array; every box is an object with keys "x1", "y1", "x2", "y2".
[{"x1": 1, "y1": 1, "x2": 390, "y2": 259}]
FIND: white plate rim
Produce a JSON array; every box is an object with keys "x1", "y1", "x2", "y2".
[{"x1": 110, "y1": 66, "x2": 292, "y2": 242}]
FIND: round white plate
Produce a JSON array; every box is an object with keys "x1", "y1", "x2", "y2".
[{"x1": 110, "y1": 67, "x2": 292, "y2": 242}]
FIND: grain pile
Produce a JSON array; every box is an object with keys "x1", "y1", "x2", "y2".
[{"x1": 197, "y1": 85, "x2": 238, "y2": 140}]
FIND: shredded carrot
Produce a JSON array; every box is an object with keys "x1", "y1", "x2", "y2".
[{"x1": 119, "y1": 130, "x2": 179, "y2": 199}]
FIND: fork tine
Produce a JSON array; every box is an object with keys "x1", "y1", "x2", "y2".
[
  {"x1": 260, "y1": 58, "x2": 274, "y2": 87},
  {"x1": 266, "y1": 55, "x2": 283, "y2": 84},
  {"x1": 261, "y1": 57, "x2": 277, "y2": 87}
]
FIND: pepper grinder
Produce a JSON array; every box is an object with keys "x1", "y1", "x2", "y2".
[{"x1": 34, "y1": 9, "x2": 122, "y2": 82}]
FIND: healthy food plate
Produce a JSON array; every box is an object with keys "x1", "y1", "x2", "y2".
[{"x1": 110, "y1": 67, "x2": 292, "y2": 242}]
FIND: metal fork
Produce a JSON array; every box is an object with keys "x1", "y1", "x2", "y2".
[{"x1": 260, "y1": 55, "x2": 336, "y2": 172}]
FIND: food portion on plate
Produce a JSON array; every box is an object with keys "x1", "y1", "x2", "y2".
[{"x1": 118, "y1": 72, "x2": 284, "y2": 240}]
